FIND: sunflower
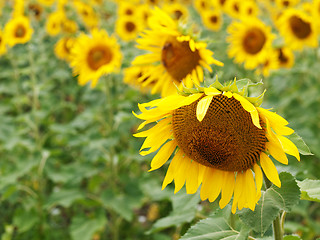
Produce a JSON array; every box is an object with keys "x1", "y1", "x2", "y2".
[
  {"x1": 224, "y1": 0, "x2": 241, "y2": 18},
  {"x1": 74, "y1": 1, "x2": 99, "y2": 29},
  {"x1": 54, "y1": 36, "x2": 75, "y2": 62},
  {"x1": 117, "y1": 1, "x2": 137, "y2": 17},
  {"x1": 255, "y1": 49, "x2": 279, "y2": 77},
  {"x1": 227, "y1": 18, "x2": 274, "y2": 70},
  {"x1": 123, "y1": 65, "x2": 157, "y2": 93},
  {"x1": 132, "y1": 8, "x2": 223, "y2": 97},
  {"x1": 277, "y1": 8, "x2": 318, "y2": 50},
  {"x1": 194, "y1": 0, "x2": 213, "y2": 13},
  {"x1": 4, "y1": 15, "x2": 33, "y2": 47},
  {"x1": 240, "y1": 0, "x2": 259, "y2": 18},
  {"x1": 134, "y1": 78, "x2": 300, "y2": 213},
  {"x1": 38, "y1": 0, "x2": 56, "y2": 6},
  {"x1": 115, "y1": 16, "x2": 143, "y2": 41},
  {"x1": 28, "y1": 3, "x2": 43, "y2": 20},
  {"x1": 46, "y1": 11, "x2": 65, "y2": 36},
  {"x1": 275, "y1": 47, "x2": 294, "y2": 68},
  {"x1": 275, "y1": 0, "x2": 299, "y2": 8},
  {"x1": 0, "y1": 29, "x2": 7, "y2": 56},
  {"x1": 163, "y1": 3, "x2": 189, "y2": 21},
  {"x1": 201, "y1": 9, "x2": 223, "y2": 32},
  {"x1": 70, "y1": 29, "x2": 122, "y2": 88}
]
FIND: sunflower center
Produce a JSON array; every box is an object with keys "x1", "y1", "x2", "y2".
[
  {"x1": 277, "y1": 48, "x2": 288, "y2": 64},
  {"x1": 161, "y1": 36, "x2": 201, "y2": 81},
  {"x1": 210, "y1": 15, "x2": 218, "y2": 23},
  {"x1": 174, "y1": 10, "x2": 183, "y2": 19},
  {"x1": 289, "y1": 16, "x2": 311, "y2": 39},
  {"x1": 125, "y1": 9, "x2": 133, "y2": 15},
  {"x1": 125, "y1": 21, "x2": 136, "y2": 32},
  {"x1": 242, "y1": 27, "x2": 266, "y2": 55},
  {"x1": 87, "y1": 46, "x2": 112, "y2": 70},
  {"x1": 172, "y1": 94, "x2": 267, "y2": 171},
  {"x1": 15, "y1": 25, "x2": 26, "y2": 38}
]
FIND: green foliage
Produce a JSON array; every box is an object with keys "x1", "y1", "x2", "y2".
[{"x1": 298, "y1": 180, "x2": 320, "y2": 202}]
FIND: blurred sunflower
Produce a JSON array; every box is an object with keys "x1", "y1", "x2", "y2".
[
  {"x1": 240, "y1": 1, "x2": 258, "y2": 18},
  {"x1": 124, "y1": 65, "x2": 157, "y2": 93},
  {"x1": 194, "y1": 0, "x2": 212, "y2": 13},
  {"x1": 28, "y1": 3, "x2": 43, "y2": 21},
  {"x1": 277, "y1": 8, "x2": 318, "y2": 50},
  {"x1": 275, "y1": 47, "x2": 294, "y2": 68},
  {"x1": 132, "y1": 8, "x2": 223, "y2": 96},
  {"x1": 0, "y1": 29, "x2": 7, "y2": 56},
  {"x1": 54, "y1": 36, "x2": 75, "y2": 62},
  {"x1": 224, "y1": 0, "x2": 241, "y2": 18},
  {"x1": 115, "y1": 16, "x2": 142, "y2": 41},
  {"x1": 255, "y1": 49, "x2": 279, "y2": 77},
  {"x1": 38, "y1": 0, "x2": 55, "y2": 6},
  {"x1": 201, "y1": 9, "x2": 223, "y2": 32},
  {"x1": 117, "y1": 1, "x2": 137, "y2": 17},
  {"x1": 46, "y1": 11, "x2": 65, "y2": 36},
  {"x1": 4, "y1": 15, "x2": 33, "y2": 47},
  {"x1": 74, "y1": 1, "x2": 99, "y2": 29},
  {"x1": 70, "y1": 29, "x2": 122, "y2": 88},
  {"x1": 134, "y1": 79, "x2": 300, "y2": 213},
  {"x1": 61, "y1": 19, "x2": 78, "y2": 34},
  {"x1": 227, "y1": 18, "x2": 274, "y2": 69},
  {"x1": 12, "y1": 0, "x2": 24, "y2": 17},
  {"x1": 163, "y1": 3, "x2": 188, "y2": 21},
  {"x1": 275, "y1": 0, "x2": 299, "y2": 8}
]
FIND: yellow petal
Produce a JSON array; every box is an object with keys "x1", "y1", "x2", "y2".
[
  {"x1": 245, "y1": 170, "x2": 257, "y2": 211},
  {"x1": 162, "y1": 150, "x2": 182, "y2": 189},
  {"x1": 208, "y1": 169, "x2": 223, "y2": 202},
  {"x1": 204, "y1": 87, "x2": 221, "y2": 96},
  {"x1": 253, "y1": 163, "x2": 263, "y2": 201},
  {"x1": 140, "y1": 128, "x2": 172, "y2": 155},
  {"x1": 277, "y1": 135, "x2": 300, "y2": 161},
  {"x1": 189, "y1": 39, "x2": 196, "y2": 52},
  {"x1": 174, "y1": 154, "x2": 190, "y2": 193},
  {"x1": 149, "y1": 140, "x2": 177, "y2": 171},
  {"x1": 219, "y1": 171, "x2": 235, "y2": 209},
  {"x1": 200, "y1": 167, "x2": 215, "y2": 201},
  {"x1": 134, "y1": 117, "x2": 171, "y2": 138},
  {"x1": 260, "y1": 152, "x2": 281, "y2": 188},
  {"x1": 196, "y1": 65, "x2": 204, "y2": 83},
  {"x1": 231, "y1": 172, "x2": 244, "y2": 214},
  {"x1": 196, "y1": 95, "x2": 213, "y2": 122},
  {"x1": 224, "y1": 91, "x2": 233, "y2": 98},
  {"x1": 233, "y1": 93, "x2": 261, "y2": 129},
  {"x1": 186, "y1": 161, "x2": 200, "y2": 194}
]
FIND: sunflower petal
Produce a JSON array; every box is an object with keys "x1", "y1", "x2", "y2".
[
  {"x1": 277, "y1": 135, "x2": 300, "y2": 161},
  {"x1": 253, "y1": 163, "x2": 263, "y2": 201},
  {"x1": 196, "y1": 95, "x2": 213, "y2": 122},
  {"x1": 260, "y1": 152, "x2": 281, "y2": 188},
  {"x1": 149, "y1": 140, "x2": 177, "y2": 171},
  {"x1": 174, "y1": 155, "x2": 190, "y2": 193},
  {"x1": 162, "y1": 150, "x2": 183, "y2": 189},
  {"x1": 219, "y1": 171, "x2": 235, "y2": 209},
  {"x1": 185, "y1": 161, "x2": 200, "y2": 194}
]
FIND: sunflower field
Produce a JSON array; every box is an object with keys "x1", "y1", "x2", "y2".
[{"x1": 0, "y1": 0, "x2": 319, "y2": 239}]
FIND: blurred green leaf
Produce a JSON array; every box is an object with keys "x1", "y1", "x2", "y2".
[
  {"x1": 44, "y1": 189, "x2": 85, "y2": 209},
  {"x1": 238, "y1": 172, "x2": 300, "y2": 235},
  {"x1": 298, "y1": 179, "x2": 320, "y2": 202},
  {"x1": 149, "y1": 191, "x2": 200, "y2": 233},
  {"x1": 283, "y1": 235, "x2": 302, "y2": 240},
  {"x1": 287, "y1": 133, "x2": 313, "y2": 156},
  {"x1": 70, "y1": 212, "x2": 107, "y2": 240},
  {"x1": 13, "y1": 208, "x2": 38, "y2": 233}
]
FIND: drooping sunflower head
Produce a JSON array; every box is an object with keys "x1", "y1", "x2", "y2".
[
  {"x1": 227, "y1": 18, "x2": 274, "y2": 70},
  {"x1": 132, "y1": 7, "x2": 223, "y2": 97},
  {"x1": 70, "y1": 29, "x2": 122, "y2": 88},
  {"x1": 134, "y1": 78, "x2": 301, "y2": 213},
  {"x1": 275, "y1": 46, "x2": 295, "y2": 68},
  {"x1": 277, "y1": 8, "x2": 318, "y2": 50},
  {"x1": 4, "y1": 15, "x2": 33, "y2": 47},
  {"x1": 28, "y1": 3, "x2": 44, "y2": 21},
  {"x1": 54, "y1": 36, "x2": 76, "y2": 62}
]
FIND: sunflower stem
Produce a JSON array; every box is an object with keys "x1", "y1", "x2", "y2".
[{"x1": 263, "y1": 173, "x2": 283, "y2": 240}]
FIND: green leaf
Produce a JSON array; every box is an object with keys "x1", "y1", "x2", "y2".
[
  {"x1": 283, "y1": 235, "x2": 302, "y2": 240},
  {"x1": 286, "y1": 132, "x2": 313, "y2": 155},
  {"x1": 149, "y1": 191, "x2": 200, "y2": 233},
  {"x1": 180, "y1": 213, "x2": 250, "y2": 240},
  {"x1": 70, "y1": 212, "x2": 107, "y2": 240},
  {"x1": 298, "y1": 179, "x2": 320, "y2": 202},
  {"x1": 44, "y1": 189, "x2": 85, "y2": 209},
  {"x1": 238, "y1": 172, "x2": 300, "y2": 235},
  {"x1": 13, "y1": 208, "x2": 38, "y2": 233}
]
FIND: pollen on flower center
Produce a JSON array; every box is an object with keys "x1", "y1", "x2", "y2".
[
  {"x1": 172, "y1": 94, "x2": 267, "y2": 171},
  {"x1": 161, "y1": 36, "x2": 201, "y2": 81},
  {"x1": 242, "y1": 27, "x2": 266, "y2": 54},
  {"x1": 289, "y1": 16, "x2": 311, "y2": 39},
  {"x1": 87, "y1": 46, "x2": 112, "y2": 70},
  {"x1": 15, "y1": 25, "x2": 26, "y2": 38}
]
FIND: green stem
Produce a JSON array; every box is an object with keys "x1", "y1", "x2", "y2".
[
  {"x1": 229, "y1": 212, "x2": 236, "y2": 230},
  {"x1": 263, "y1": 174, "x2": 283, "y2": 240}
]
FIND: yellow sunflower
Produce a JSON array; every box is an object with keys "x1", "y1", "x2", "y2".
[
  {"x1": 123, "y1": 65, "x2": 157, "y2": 93},
  {"x1": 132, "y1": 8, "x2": 223, "y2": 97},
  {"x1": 311, "y1": 0, "x2": 320, "y2": 25},
  {"x1": 0, "y1": 29, "x2": 7, "y2": 56},
  {"x1": 74, "y1": 1, "x2": 99, "y2": 29},
  {"x1": 12, "y1": 0, "x2": 25, "y2": 17},
  {"x1": 134, "y1": 79, "x2": 300, "y2": 213},
  {"x1": 70, "y1": 29, "x2": 122, "y2": 88},
  {"x1": 163, "y1": 3, "x2": 189, "y2": 21},
  {"x1": 54, "y1": 36, "x2": 75, "y2": 62},
  {"x1": 28, "y1": 3, "x2": 44, "y2": 21},
  {"x1": 240, "y1": 0, "x2": 259, "y2": 18},
  {"x1": 275, "y1": 0, "x2": 299, "y2": 8},
  {"x1": 224, "y1": 0, "x2": 241, "y2": 18},
  {"x1": 277, "y1": 8, "x2": 318, "y2": 50},
  {"x1": 227, "y1": 18, "x2": 274, "y2": 70},
  {"x1": 115, "y1": 16, "x2": 143, "y2": 41},
  {"x1": 117, "y1": 1, "x2": 137, "y2": 17},
  {"x1": 194, "y1": 0, "x2": 213, "y2": 13},
  {"x1": 38, "y1": 0, "x2": 56, "y2": 6},
  {"x1": 255, "y1": 49, "x2": 279, "y2": 77},
  {"x1": 275, "y1": 47, "x2": 294, "y2": 68},
  {"x1": 201, "y1": 9, "x2": 223, "y2": 32},
  {"x1": 4, "y1": 15, "x2": 33, "y2": 47},
  {"x1": 46, "y1": 11, "x2": 65, "y2": 36}
]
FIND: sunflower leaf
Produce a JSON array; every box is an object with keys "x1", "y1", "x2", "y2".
[
  {"x1": 286, "y1": 132, "x2": 313, "y2": 155},
  {"x1": 297, "y1": 179, "x2": 320, "y2": 202},
  {"x1": 180, "y1": 212, "x2": 250, "y2": 240},
  {"x1": 238, "y1": 172, "x2": 300, "y2": 235},
  {"x1": 283, "y1": 235, "x2": 302, "y2": 240}
]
